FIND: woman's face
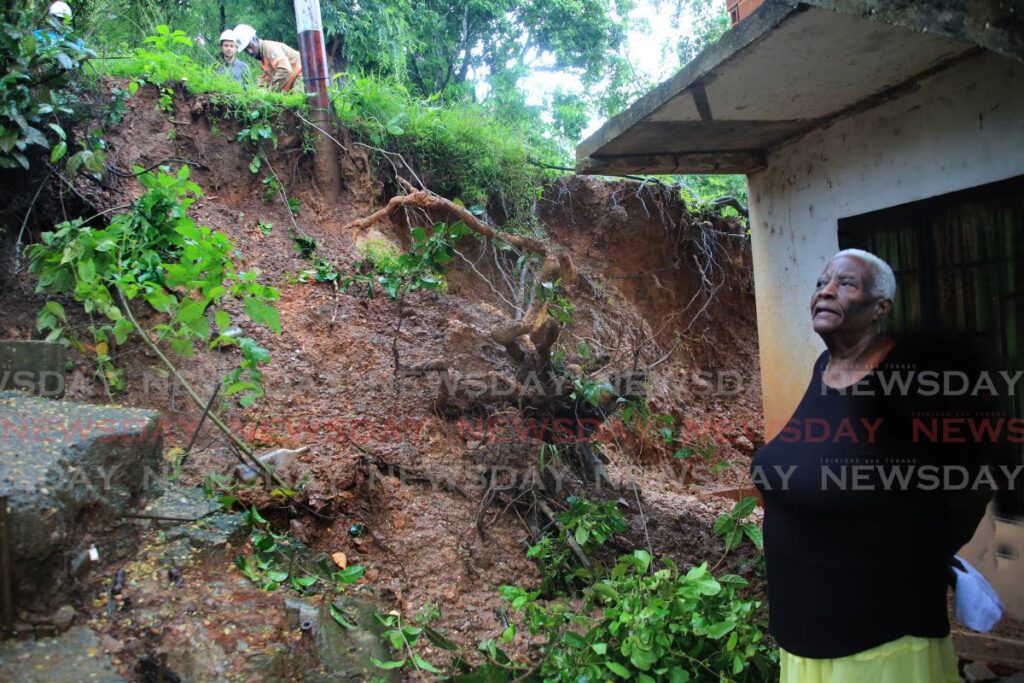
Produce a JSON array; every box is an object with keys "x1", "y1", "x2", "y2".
[{"x1": 810, "y1": 256, "x2": 881, "y2": 337}]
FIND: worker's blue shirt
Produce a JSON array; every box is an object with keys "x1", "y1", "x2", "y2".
[
  {"x1": 31, "y1": 29, "x2": 87, "y2": 52},
  {"x1": 218, "y1": 59, "x2": 250, "y2": 86}
]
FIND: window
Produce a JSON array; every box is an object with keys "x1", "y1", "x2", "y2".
[{"x1": 839, "y1": 175, "x2": 1024, "y2": 516}]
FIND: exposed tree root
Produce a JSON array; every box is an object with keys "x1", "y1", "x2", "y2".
[
  {"x1": 344, "y1": 179, "x2": 583, "y2": 406},
  {"x1": 343, "y1": 177, "x2": 549, "y2": 254},
  {"x1": 342, "y1": 178, "x2": 647, "y2": 512}
]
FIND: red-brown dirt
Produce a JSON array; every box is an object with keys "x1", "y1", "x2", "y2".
[{"x1": 0, "y1": 81, "x2": 766, "y2": 680}]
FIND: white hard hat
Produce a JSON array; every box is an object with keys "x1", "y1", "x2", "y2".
[
  {"x1": 48, "y1": 1, "x2": 72, "y2": 19},
  {"x1": 232, "y1": 24, "x2": 256, "y2": 49},
  {"x1": 219, "y1": 29, "x2": 235, "y2": 44}
]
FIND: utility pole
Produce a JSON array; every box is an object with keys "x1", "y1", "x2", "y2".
[{"x1": 293, "y1": 0, "x2": 342, "y2": 202}]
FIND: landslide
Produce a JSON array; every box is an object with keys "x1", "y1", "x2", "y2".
[{"x1": 0, "y1": 81, "x2": 765, "y2": 677}]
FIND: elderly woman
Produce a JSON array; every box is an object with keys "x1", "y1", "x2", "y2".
[{"x1": 752, "y1": 248, "x2": 996, "y2": 682}]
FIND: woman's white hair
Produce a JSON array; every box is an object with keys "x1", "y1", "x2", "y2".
[{"x1": 832, "y1": 248, "x2": 896, "y2": 301}]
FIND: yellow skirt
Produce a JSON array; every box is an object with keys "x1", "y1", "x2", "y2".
[{"x1": 780, "y1": 635, "x2": 960, "y2": 683}]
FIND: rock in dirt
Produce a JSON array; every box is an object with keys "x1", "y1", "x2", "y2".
[
  {"x1": 0, "y1": 392, "x2": 162, "y2": 602},
  {"x1": 276, "y1": 594, "x2": 400, "y2": 682},
  {"x1": 965, "y1": 661, "x2": 999, "y2": 682},
  {"x1": 733, "y1": 434, "x2": 755, "y2": 453},
  {"x1": 140, "y1": 481, "x2": 222, "y2": 520},
  {"x1": 141, "y1": 483, "x2": 247, "y2": 565},
  {"x1": 0, "y1": 625, "x2": 125, "y2": 682},
  {"x1": 51, "y1": 604, "x2": 75, "y2": 632},
  {"x1": 100, "y1": 633, "x2": 125, "y2": 655},
  {"x1": 160, "y1": 618, "x2": 228, "y2": 683}
]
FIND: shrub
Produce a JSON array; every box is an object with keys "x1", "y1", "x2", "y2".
[
  {"x1": 332, "y1": 73, "x2": 558, "y2": 229},
  {"x1": 28, "y1": 166, "x2": 280, "y2": 401},
  {"x1": 502, "y1": 552, "x2": 778, "y2": 682},
  {"x1": 0, "y1": 9, "x2": 93, "y2": 170}
]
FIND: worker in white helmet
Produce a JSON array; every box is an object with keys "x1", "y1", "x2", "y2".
[
  {"x1": 233, "y1": 23, "x2": 302, "y2": 93},
  {"x1": 216, "y1": 28, "x2": 250, "y2": 86},
  {"x1": 35, "y1": 1, "x2": 88, "y2": 52},
  {"x1": 48, "y1": 2, "x2": 72, "y2": 20}
]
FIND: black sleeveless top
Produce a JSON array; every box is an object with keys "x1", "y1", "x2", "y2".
[{"x1": 751, "y1": 341, "x2": 997, "y2": 658}]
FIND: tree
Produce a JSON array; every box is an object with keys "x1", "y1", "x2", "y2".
[
  {"x1": 324, "y1": 0, "x2": 633, "y2": 100},
  {"x1": 669, "y1": 0, "x2": 728, "y2": 64},
  {"x1": 78, "y1": 0, "x2": 632, "y2": 103}
]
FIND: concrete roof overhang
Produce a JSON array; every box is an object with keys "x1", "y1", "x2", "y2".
[{"x1": 576, "y1": 0, "x2": 1023, "y2": 176}]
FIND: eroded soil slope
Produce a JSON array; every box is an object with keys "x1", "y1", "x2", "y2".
[{"x1": 0, "y1": 82, "x2": 765, "y2": 679}]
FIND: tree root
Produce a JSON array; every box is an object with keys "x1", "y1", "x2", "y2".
[
  {"x1": 343, "y1": 177, "x2": 549, "y2": 255},
  {"x1": 342, "y1": 178, "x2": 581, "y2": 402}
]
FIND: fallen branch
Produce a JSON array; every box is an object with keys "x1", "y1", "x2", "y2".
[
  {"x1": 116, "y1": 290, "x2": 289, "y2": 489},
  {"x1": 342, "y1": 177, "x2": 549, "y2": 255}
]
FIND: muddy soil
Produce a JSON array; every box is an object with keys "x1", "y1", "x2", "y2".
[{"x1": 0, "y1": 81, "x2": 766, "y2": 680}]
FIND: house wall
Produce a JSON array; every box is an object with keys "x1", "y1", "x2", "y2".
[
  {"x1": 726, "y1": 0, "x2": 765, "y2": 27},
  {"x1": 747, "y1": 50, "x2": 1024, "y2": 618},
  {"x1": 747, "y1": 50, "x2": 1024, "y2": 440}
]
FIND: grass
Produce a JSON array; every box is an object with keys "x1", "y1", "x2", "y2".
[
  {"x1": 93, "y1": 46, "x2": 307, "y2": 111},
  {"x1": 332, "y1": 73, "x2": 557, "y2": 229},
  {"x1": 89, "y1": 32, "x2": 559, "y2": 231}
]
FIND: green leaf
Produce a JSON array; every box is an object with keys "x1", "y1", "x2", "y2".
[
  {"x1": 214, "y1": 310, "x2": 231, "y2": 332},
  {"x1": 412, "y1": 654, "x2": 443, "y2": 674},
  {"x1": 632, "y1": 548, "x2": 652, "y2": 573},
  {"x1": 243, "y1": 297, "x2": 281, "y2": 334},
  {"x1": 741, "y1": 524, "x2": 763, "y2": 548},
  {"x1": 606, "y1": 661, "x2": 631, "y2": 679},
  {"x1": 630, "y1": 644, "x2": 656, "y2": 671},
  {"x1": 712, "y1": 514, "x2": 732, "y2": 536},
  {"x1": 77, "y1": 258, "x2": 96, "y2": 283},
  {"x1": 329, "y1": 603, "x2": 355, "y2": 629},
  {"x1": 371, "y1": 658, "x2": 406, "y2": 670},
  {"x1": 113, "y1": 317, "x2": 133, "y2": 345},
  {"x1": 44, "y1": 300, "x2": 67, "y2": 322},
  {"x1": 266, "y1": 569, "x2": 289, "y2": 582},
  {"x1": 563, "y1": 631, "x2": 586, "y2": 648},
  {"x1": 248, "y1": 505, "x2": 269, "y2": 526},
  {"x1": 145, "y1": 288, "x2": 174, "y2": 313},
  {"x1": 423, "y1": 625, "x2": 457, "y2": 651},
  {"x1": 66, "y1": 151, "x2": 84, "y2": 177},
  {"x1": 735, "y1": 496, "x2": 757, "y2": 519},
  {"x1": 334, "y1": 565, "x2": 365, "y2": 584},
  {"x1": 593, "y1": 582, "x2": 619, "y2": 602},
  {"x1": 705, "y1": 620, "x2": 736, "y2": 639},
  {"x1": 50, "y1": 140, "x2": 67, "y2": 163},
  {"x1": 591, "y1": 642, "x2": 608, "y2": 655},
  {"x1": 176, "y1": 298, "x2": 207, "y2": 323},
  {"x1": 669, "y1": 667, "x2": 691, "y2": 683}
]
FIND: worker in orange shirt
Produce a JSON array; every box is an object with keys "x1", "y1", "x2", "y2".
[{"x1": 233, "y1": 24, "x2": 302, "y2": 93}]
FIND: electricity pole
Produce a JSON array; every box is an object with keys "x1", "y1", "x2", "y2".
[{"x1": 293, "y1": 0, "x2": 342, "y2": 202}]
